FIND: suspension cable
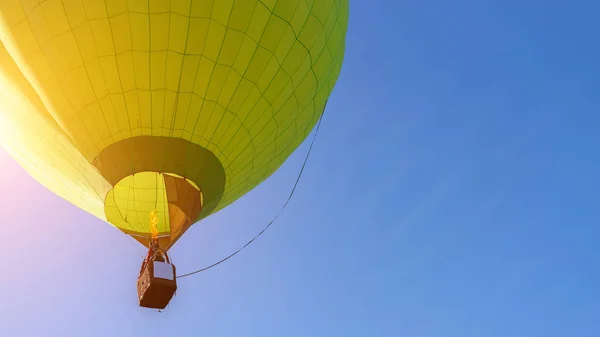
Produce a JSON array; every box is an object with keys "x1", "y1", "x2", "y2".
[{"x1": 177, "y1": 107, "x2": 327, "y2": 279}]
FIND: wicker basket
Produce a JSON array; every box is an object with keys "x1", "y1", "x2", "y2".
[{"x1": 137, "y1": 253, "x2": 177, "y2": 309}]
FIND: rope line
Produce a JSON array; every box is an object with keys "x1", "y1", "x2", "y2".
[{"x1": 177, "y1": 106, "x2": 327, "y2": 279}]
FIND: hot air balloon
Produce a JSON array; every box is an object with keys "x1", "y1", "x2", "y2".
[{"x1": 0, "y1": 0, "x2": 348, "y2": 309}]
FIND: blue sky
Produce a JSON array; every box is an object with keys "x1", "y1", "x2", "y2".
[{"x1": 1, "y1": 1, "x2": 600, "y2": 336}]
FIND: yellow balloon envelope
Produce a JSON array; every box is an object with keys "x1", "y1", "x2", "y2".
[{"x1": 0, "y1": 0, "x2": 348, "y2": 251}]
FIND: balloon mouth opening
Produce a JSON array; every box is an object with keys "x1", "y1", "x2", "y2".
[
  {"x1": 92, "y1": 135, "x2": 226, "y2": 220},
  {"x1": 104, "y1": 171, "x2": 204, "y2": 250}
]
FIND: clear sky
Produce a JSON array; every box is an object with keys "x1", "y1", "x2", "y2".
[{"x1": 1, "y1": 1, "x2": 599, "y2": 336}]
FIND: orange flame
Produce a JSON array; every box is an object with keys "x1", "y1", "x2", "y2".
[{"x1": 149, "y1": 209, "x2": 159, "y2": 240}]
